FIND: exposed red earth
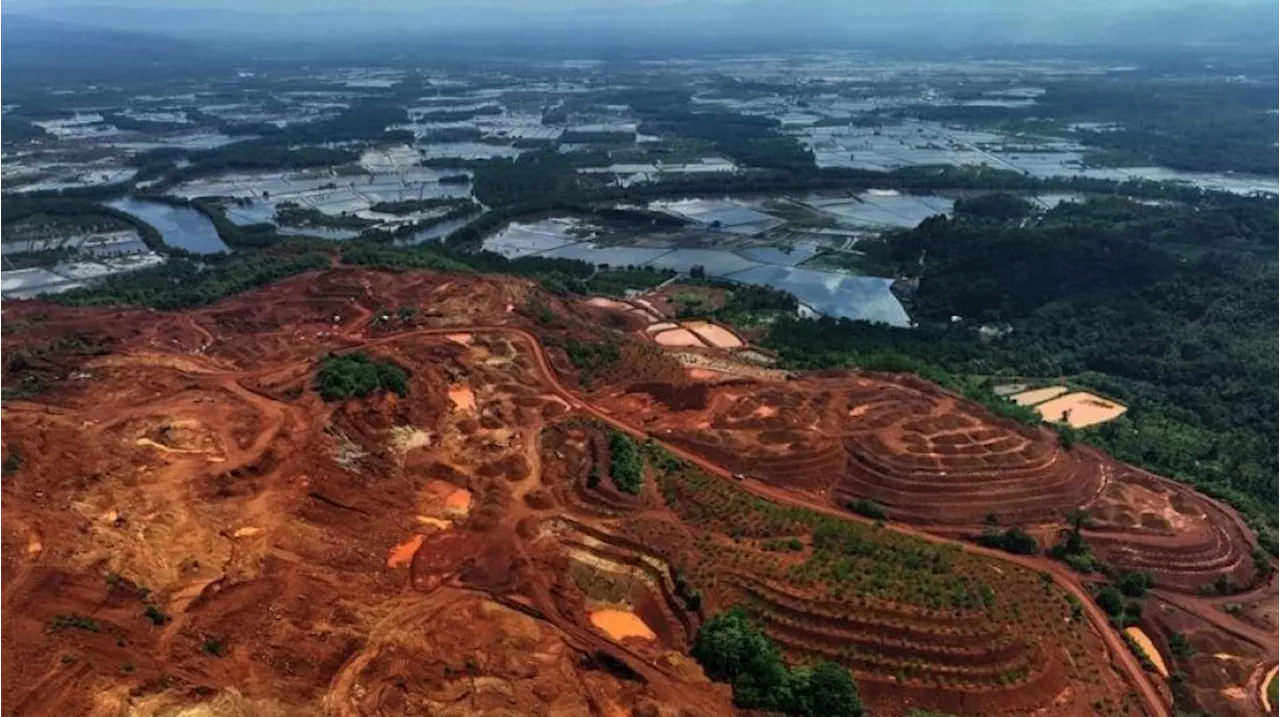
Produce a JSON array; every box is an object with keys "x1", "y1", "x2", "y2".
[{"x1": 2, "y1": 267, "x2": 1273, "y2": 717}]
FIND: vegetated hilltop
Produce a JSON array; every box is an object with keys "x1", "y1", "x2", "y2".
[{"x1": 0, "y1": 266, "x2": 1167, "y2": 717}]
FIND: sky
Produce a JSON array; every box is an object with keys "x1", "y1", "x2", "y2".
[
  {"x1": 6, "y1": 0, "x2": 1248, "y2": 10},
  {"x1": 5, "y1": 0, "x2": 1273, "y2": 45}
]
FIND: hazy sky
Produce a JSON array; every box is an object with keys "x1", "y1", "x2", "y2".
[
  {"x1": 8, "y1": 0, "x2": 1245, "y2": 9},
  {"x1": 8, "y1": 0, "x2": 1271, "y2": 45}
]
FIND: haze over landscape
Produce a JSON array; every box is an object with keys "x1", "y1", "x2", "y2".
[
  {"x1": 1, "y1": 3, "x2": 1276, "y2": 717},
  {"x1": 5, "y1": 0, "x2": 1279, "y2": 44}
]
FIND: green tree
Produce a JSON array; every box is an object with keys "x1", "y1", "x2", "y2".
[
  {"x1": 977, "y1": 526, "x2": 1039, "y2": 555},
  {"x1": 2, "y1": 449, "x2": 22, "y2": 477},
  {"x1": 692, "y1": 608, "x2": 789, "y2": 710},
  {"x1": 787, "y1": 661, "x2": 864, "y2": 717},
  {"x1": 1095, "y1": 585, "x2": 1126, "y2": 618},
  {"x1": 1168, "y1": 631, "x2": 1195, "y2": 658},
  {"x1": 692, "y1": 608, "x2": 862, "y2": 716},
  {"x1": 848, "y1": 499, "x2": 889, "y2": 521},
  {"x1": 1114, "y1": 570, "x2": 1154, "y2": 598}
]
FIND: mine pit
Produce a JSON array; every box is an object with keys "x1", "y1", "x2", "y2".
[{"x1": 2, "y1": 267, "x2": 1266, "y2": 717}]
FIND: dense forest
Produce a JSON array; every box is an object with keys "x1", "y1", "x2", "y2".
[
  {"x1": 51, "y1": 242, "x2": 330, "y2": 309},
  {"x1": 902, "y1": 79, "x2": 1278, "y2": 176}
]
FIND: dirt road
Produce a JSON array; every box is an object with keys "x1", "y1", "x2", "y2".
[
  {"x1": 76, "y1": 322, "x2": 1171, "y2": 717},
  {"x1": 336, "y1": 324, "x2": 1172, "y2": 717}
]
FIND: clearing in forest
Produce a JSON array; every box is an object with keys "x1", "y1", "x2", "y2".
[
  {"x1": 1010, "y1": 385, "x2": 1069, "y2": 406},
  {"x1": 1035, "y1": 391, "x2": 1127, "y2": 428}
]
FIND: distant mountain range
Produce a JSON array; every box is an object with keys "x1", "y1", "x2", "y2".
[
  {"x1": 2, "y1": 14, "x2": 215, "y2": 73},
  {"x1": 5, "y1": 0, "x2": 1278, "y2": 46}
]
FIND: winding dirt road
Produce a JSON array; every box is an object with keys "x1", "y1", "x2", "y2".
[
  {"x1": 322, "y1": 324, "x2": 1173, "y2": 717},
  {"x1": 35, "y1": 319, "x2": 1170, "y2": 716}
]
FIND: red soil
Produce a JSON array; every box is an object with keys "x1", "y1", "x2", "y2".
[
  {"x1": 1083, "y1": 463, "x2": 1262, "y2": 594},
  {"x1": 2, "y1": 267, "x2": 1271, "y2": 717}
]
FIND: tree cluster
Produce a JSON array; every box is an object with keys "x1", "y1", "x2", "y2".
[
  {"x1": 314, "y1": 353, "x2": 409, "y2": 402},
  {"x1": 692, "y1": 608, "x2": 863, "y2": 717},
  {"x1": 606, "y1": 429, "x2": 644, "y2": 495},
  {"x1": 975, "y1": 526, "x2": 1039, "y2": 555}
]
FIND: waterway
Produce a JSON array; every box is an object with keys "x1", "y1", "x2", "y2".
[
  {"x1": 485, "y1": 224, "x2": 911, "y2": 326},
  {"x1": 106, "y1": 198, "x2": 229, "y2": 254}
]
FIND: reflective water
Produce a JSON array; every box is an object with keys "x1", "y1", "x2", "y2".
[
  {"x1": 105, "y1": 198, "x2": 229, "y2": 254},
  {"x1": 730, "y1": 266, "x2": 908, "y2": 325},
  {"x1": 482, "y1": 226, "x2": 909, "y2": 326}
]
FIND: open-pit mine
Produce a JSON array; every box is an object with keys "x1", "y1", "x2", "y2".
[{"x1": 2, "y1": 268, "x2": 1274, "y2": 717}]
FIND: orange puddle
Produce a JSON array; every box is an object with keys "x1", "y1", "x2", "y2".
[
  {"x1": 752, "y1": 405, "x2": 778, "y2": 417},
  {"x1": 387, "y1": 534, "x2": 426, "y2": 568},
  {"x1": 1124, "y1": 627, "x2": 1168, "y2": 677},
  {"x1": 232, "y1": 526, "x2": 263, "y2": 538},
  {"x1": 1010, "y1": 386, "x2": 1068, "y2": 406},
  {"x1": 684, "y1": 321, "x2": 743, "y2": 348},
  {"x1": 1035, "y1": 392, "x2": 1127, "y2": 428},
  {"x1": 590, "y1": 609, "x2": 655, "y2": 641},
  {"x1": 653, "y1": 328, "x2": 702, "y2": 347},
  {"x1": 645, "y1": 321, "x2": 678, "y2": 333},
  {"x1": 445, "y1": 333, "x2": 473, "y2": 346},
  {"x1": 418, "y1": 481, "x2": 473, "y2": 524},
  {"x1": 444, "y1": 489, "x2": 473, "y2": 515},
  {"x1": 447, "y1": 385, "x2": 476, "y2": 412}
]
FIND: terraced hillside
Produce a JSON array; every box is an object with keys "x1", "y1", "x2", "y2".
[
  {"x1": 599, "y1": 372, "x2": 1104, "y2": 525},
  {"x1": 1083, "y1": 462, "x2": 1263, "y2": 594},
  {"x1": 2, "y1": 267, "x2": 1272, "y2": 717}
]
